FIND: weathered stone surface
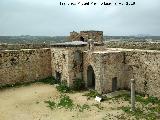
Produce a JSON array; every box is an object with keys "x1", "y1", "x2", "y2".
[
  {"x1": 69, "y1": 30, "x2": 103, "y2": 44},
  {"x1": 0, "y1": 30, "x2": 160, "y2": 100},
  {"x1": 105, "y1": 41, "x2": 160, "y2": 50},
  {"x1": 0, "y1": 43, "x2": 49, "y2": 50},
  {"x1": 124, "y1": 49, "x2": 160, "y2": 98},
  {"x1": 0, "y1": 48, "x2": 52, "y2": 85}
]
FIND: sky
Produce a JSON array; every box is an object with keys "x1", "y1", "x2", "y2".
[{"x1": 0, "y1": 0, "x2": 160, "y2": 36}]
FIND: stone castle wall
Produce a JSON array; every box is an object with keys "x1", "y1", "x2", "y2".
[
  {"x1": 0, "y1": 41, "x2": 160, "y2": 99},
  {"x1": 123, "y1": 49, "x2": 160, "y2": 98},
  {"x1": 69, "y1": 31, "x2": 103, "y2": 44},
  {"x1": 0, "y1": 44, "x2": 49, "y2": 50},
  {"x1": 105, "y1": 41, "x2": 160, "y2": 50},
  {"x1": 51, "y1": 46, "x2": 87, "y2": 86},
  {"x1": 83, "y1": 50, "x2": 128, "y2": 93},
  {"x1": 101, "y1": 51, "x2": 129, "y2": 93},
  {"x1": 0, "y1": 48, "x2": 52, "y2": 86}
]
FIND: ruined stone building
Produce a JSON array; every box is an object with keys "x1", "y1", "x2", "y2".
[
  {"x1": 0, "y1": 30, "x2": 160, "y2": 98},
  {"x1": 50, "y1": 31, "x2": 160, "y2": 97}
]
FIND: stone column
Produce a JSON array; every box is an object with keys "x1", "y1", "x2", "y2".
[{"x1": 130, "y1": 79, "x2": 135, "y2": 111}]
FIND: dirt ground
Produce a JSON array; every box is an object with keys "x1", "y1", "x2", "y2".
[{"x1": 0, "y1": 83, "x2": 130, "y2": 120}]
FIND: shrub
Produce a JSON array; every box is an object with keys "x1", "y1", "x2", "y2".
[
  {"x1": 38, "y1": 76, "x2": 58, "y2": 85},
  {"x1": 58, "y1": 94, "x2": 74, "y2": 109},
  {"x1": 72, "y1": 79, "x2": 85, "y2": 91},
  {"x1": 83, "y1": 89, "x2": 100, "y2": 99},
  {"x1": 56, "y1": 81, "x2": 71, "y2": 93}
]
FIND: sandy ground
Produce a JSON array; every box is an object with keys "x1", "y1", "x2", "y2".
[{"x1": 0, "y1": 83, "x2": 130, "y2": 120}]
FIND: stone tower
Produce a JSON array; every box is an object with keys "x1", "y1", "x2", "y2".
[{"x1": 69, "y1": 30, "x2": 103, "y2": 44}]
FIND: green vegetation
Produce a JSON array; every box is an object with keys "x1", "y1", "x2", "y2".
[
  {"x1": 44, "y1": 95, "x2": 73, "y2": 110},
  {"x1": 44, "y1": 94, "x2": 90, "y2": 111},
  {"x1": 121, "y1": 106, "x2": 157, "y2": 120},
  {"x1": 56, "y1": 81, "x2": 71, "y2": 93},
  {"x1": 72, "y1": 79, "x2": 85, "y2": 91},
  {"x1": 83, "y1": 89, "x2": 101, "y2": 99},
  {"x1": 113, "y1": 94, "x2": 160, "y2": 120},
  {"x1": 76, "y1": 104, "x2": 90, "y2": 112},
  {"x1": 38, "y1": 76, "x2": 58, "y2": 85},
  {"x1": 0, "y1": 76, "x2": 57, "y2": 90},
  {"x1": 113, "y1": 93, "x2": 130, "y2": 101},
  {"x1": 56, "y1": 79, "x2": 86, "y2": 93},
  {"x1": 136, "y1": 95, "x2": 160, "y2": 105},
  {"x1": 92, "y1": 103, "x2": 104, "y2": 110},
  {"x1": 44, "y1": 100, "x2": 56, "y2": 110},
  {"x1": 58, "y1": 94, "x2": 74, "y2": 109},
  {"x1": 0, "y1": 82, "x2": 32, "y2": 89},
  {"x1": 0, "y1": 77, "x2": 87, "y2": 93}
]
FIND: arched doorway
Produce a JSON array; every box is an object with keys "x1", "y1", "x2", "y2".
[{"x1": 87, "y1": 65, "x2": 95, "y2": 89}]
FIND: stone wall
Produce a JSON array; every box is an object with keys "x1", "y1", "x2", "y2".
[
  {"x1": 105, "y1": 41, "x2": 160, "y2": 50},
  {"x1": 124, "y1": 49, "x2": 160, "y2": 98},
  {"x1": 69, "y1": 31, "x2": 103, "y2": 44},
  {"x1": 51, "y1": 46, "x2": 87, "y2": 86},
  {"x1": 83, "y1": 50, "x2": 128, "y2": 93},
  {"x1": 51, "y1": 48, "x2": 70, "y2": 84},
  {"x1": 0, "y1": 43, "x2": 49, "y2": 50},
  {"x1": 83, "y1": 47, "x2": 160, "y2": 98},
  {"x1": 0, "y1": 48, "x2": 52, "y2": 86},
  {"x1": 101, "y1": 51, "x2": 128, "y2": 93}
]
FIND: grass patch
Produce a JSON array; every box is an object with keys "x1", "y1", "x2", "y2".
[
  {"x1": 121, "y1": 106, "x2": 157, "y2": 120},
  {"x1": 56, "y1": 82, "x2": 71, "y2": 93},
  {"x1": 0, "y1": 81, "x2": 33, "y2": 89},
  {"x1": 83, "y1": 89, "x2": 101, "y2": 99},
  {"x1": 58, "y1": 94, "x2": 74, "y2": 109},
  {"x1": 44, "y1": 95, "x2": 90, "y2": 111},
  {"x1": 0, "y1": 76, "x2": 57, "y2": 90},
  {"x1": 136, "y1": 95, "x2": 160, "y2": 105},
  {"x1": 44, "y1": 95, "x2": 74, "y2": 110},
  {"x1": 113, "y1": 93, "x2": 130, "y2": 101},
  {"x1": 72, "y1": 79, "x2": 85, "y2": 91},
  {"x1": 44, "y1": 100, "x2": 56, "y2": 110},
  {"x1": 118, "y1": 95, "x2": 160, "y2": 120},
  {"x1": 92, "y1": 103, "x2": 104, "y2": 110},
  {"x1": 38, "y1": 76, "x2": 58, "y2": 85},
  {"x1": 76, "y1": 104, "x2": 90, "y2": 112}
]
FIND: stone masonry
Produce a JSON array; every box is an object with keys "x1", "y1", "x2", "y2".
[{"x1": 0, "y1": 30, "x2": 160, "y2": 99}]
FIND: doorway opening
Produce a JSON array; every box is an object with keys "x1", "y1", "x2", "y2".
[
  {"x1": 80, "y1": 36, "x2": 84, "y2": 42},
  {"x1": 112, "y1": 77, "x2": 117, "y2": 92},
  {"x1": 87, "y1": 65, "x2": 95, "y2": 89},
  {"x1": 55, "y1": 71, "x2": 61, "y2": 82}
]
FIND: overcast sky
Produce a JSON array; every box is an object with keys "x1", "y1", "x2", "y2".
[{"x1": 0, "y1": 0, "x2": 160, "y2": 36}]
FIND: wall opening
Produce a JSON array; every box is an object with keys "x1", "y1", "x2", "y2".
[
  {"x1": 55, "y1": 71, "x2": 61, "y2": 82},
  {"x1": 112, "y1": 77, "x2": 117, "y2": 92},
  {"x1": 80, "y1": 36, "x2": 84, "y2": 42},
  {"x1": 87, "y1": 65, "x2": 95, "y2": 89}
]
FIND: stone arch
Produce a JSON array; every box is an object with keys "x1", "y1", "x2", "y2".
[{"x1": 87, "y1": 65, "x2": 95, "y2": 89}]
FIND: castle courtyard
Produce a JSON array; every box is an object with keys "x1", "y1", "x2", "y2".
[{"x1": 0, "y1": 83, "x2": 131, "y2": 120}]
